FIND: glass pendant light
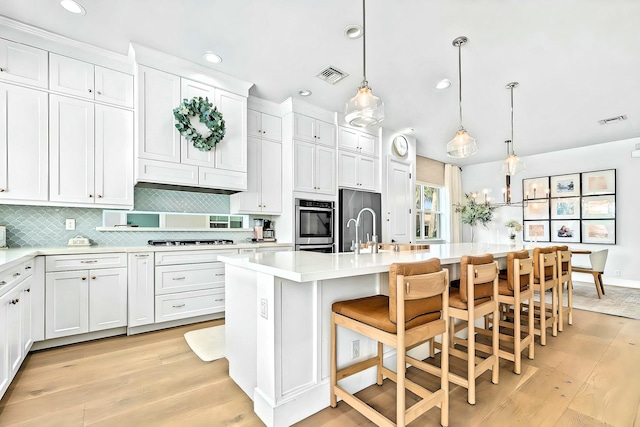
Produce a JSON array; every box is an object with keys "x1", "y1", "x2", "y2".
[
  {"x1": 447, "y1": 36, "x2": 477, "y2": 158},
  {"x1": 501, "y1": 82, "x2": 526, "y2": 175},
  {"x1": 344, "y1": 0, "x2": 384, "y2": 127}
]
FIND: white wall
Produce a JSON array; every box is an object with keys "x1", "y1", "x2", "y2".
[{"x1": 461, "y1": 137, "x2": 640, "y2": 288}]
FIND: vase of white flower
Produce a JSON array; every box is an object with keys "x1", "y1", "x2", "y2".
[{"x1": 504, "y1": 219, "x2": 522, "y2": 244}]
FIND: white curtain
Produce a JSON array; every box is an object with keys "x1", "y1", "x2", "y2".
[{"x1": 444, "y1": 164, "x2": 463, "y2": 243}]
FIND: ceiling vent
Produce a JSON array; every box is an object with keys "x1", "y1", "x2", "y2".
[
  {"x1": 315, "y1": 66, "x2": 349, "y2": 85},
  {"x1": 598, "y1": 115, "x2": 627, "y2": 125}
]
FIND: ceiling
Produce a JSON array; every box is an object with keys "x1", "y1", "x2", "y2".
[{"x1": 1, "y1": 0, "x2": 639, "y2": 166}]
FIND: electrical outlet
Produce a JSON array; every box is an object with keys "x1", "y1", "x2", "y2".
[
  {"x1": 260, "y1": 298, "x2": 268, "y2": 319},
  {"x1": 614, "y1": 270, "x2": 621, "y2": 277},
  {"x1": 65, "y1": 219, "x2": 76, "y2": 230},
  {"x1": 351, "y1": 339, "x2": 360, "y2": 359}
]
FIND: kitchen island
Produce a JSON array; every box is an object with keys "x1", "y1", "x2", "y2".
[{"x1": 219, "y1": 243, "x2": 532, "y2": 427}]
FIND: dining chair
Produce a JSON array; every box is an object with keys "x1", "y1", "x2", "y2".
[
  {"x1": 330, "y1": 258, "x2": 450, "y2": 427},
  {"x1": 496, "y1": 250, "x2": 535, "y2": 374},
  {"x1": 573, "y1": 249, "x2": 608, "y2": 298},
  {"x1": 446, "y1": 254, "x2": 500, "y2": 405}
]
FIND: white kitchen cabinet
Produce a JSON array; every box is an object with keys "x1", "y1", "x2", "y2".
[
  {"x1": 338, "y1": 126, "x2": 378, "y2": 157},
  {"x1": 45, "y1": 254, "x2": 127, "y2": 339},
  {"x1": 293, "y1": 113, "x2": 335, "y2": 146},
  {"x1": 230, "y1": 137, "x2": 282, "y2": 214},
  {"x1": 338, "y1": 151, "x2": 378, "y2": 192},
  {"x1": 293, "y1": 140, "x2": 335, "y2": 195},
  {"x1": 180, "y1": 78, "x2": 217, "y2": 168},
  {"x1": 6, "y1": 284, "x2": 21, "y2": 380},
  {"x1": 0, "y1": 38, "x2": 48, "y2": 89},
  {"x1": 257, "y1": 246, "x2": 293, "y2": 253},
  {"x1": 128, "y1": 253, "x2": 155, "y2": 328},
  {"x1": 19, "y1": 276, "x2": 33, "y2": 356},
  {"x1": 0, "y1": 82, "x2": 48, "y2": 202},
  {"x1": 0, "y1": 290, "x2": 8, "y2": 396},
  {"x1": 214, "y1": 89, "x2": 247, "y2": 173},
  {"x1": 49, "y1": 53, "x2": 133, "y2": 108},
  {"x1": 49, "y1": 94, "x2": 133, "y2": 207},
  {"x1": 137, "y1": 65, "x2": 182, "y2": 163},
  {"x1": 248, "y1": 109, "x2": 282, "y2": 142}
]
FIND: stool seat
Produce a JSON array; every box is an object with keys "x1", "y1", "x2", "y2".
[
  {"x1": 448, "y1": 287, "x2": 491, "y2": 309},
  {"x1": 332, "y1": 295, "x2": 441, "y2": 334},
  {"x1": 498, "y1": 278, "x2": 528, "y2": 296}
]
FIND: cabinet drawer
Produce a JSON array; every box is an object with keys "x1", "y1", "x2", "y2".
[
  {"x1": 155, "y1": 289, "x2": 224, "y2": 323},
  {"x1": 155, "y1": 249, "x2": 237, "y2": 265},
  {"x1": 46, "y1": 253, "x2": 127, "y2": 272},
  {"x1": 0, "y1": 263, "x2": 26, "y2": 297},
  {"x1": 155, "y1": 262, "x2": 225, "y2": 294}
]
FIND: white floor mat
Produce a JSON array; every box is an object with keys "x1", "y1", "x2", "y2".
[{"x1": 184, "y1": 325, "x2": 225, "y2": 362}]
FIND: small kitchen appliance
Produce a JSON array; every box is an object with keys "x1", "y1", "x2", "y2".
[
  {"x1": 253, "y1": 218, "x2": 264, "y2": 241},
  {"x1": 263, "y1": 220, "x2": 276, "y2": 242}
]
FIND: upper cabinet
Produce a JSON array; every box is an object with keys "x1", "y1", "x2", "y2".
[
  {"x1": 248, "y1": 110, "x2": 281, "y2": 142},
  {"x1": 136, "y1": 65, "x2": 248, "y2": 192},
  {"x1": 338, "y1": 126, "x2": 378, "y2": 157},
  {"x1": 0, "y1": 38, "x2": 48, "y2": 89},
  {"x1": 337, "y1": 126, "x2": 380, "y2": 192},
  {"x1": 49, "y1": 53, "x2": 134, "y2": 108},
  {"x1": 293, "y1": 113, "x2": 336, "y2": 147}
]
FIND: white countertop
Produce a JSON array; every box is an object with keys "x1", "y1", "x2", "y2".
[
  {"x1": 218, "y1": 243, "x2": 540, "y2": 282},
  {"x1": 0, "y1": 242, "x2": 292, "y2": 271}
]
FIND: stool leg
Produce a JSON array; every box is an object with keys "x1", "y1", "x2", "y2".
[
  {"x1": 397, "y1": 337, "x2": 406, "y2": 425},
  {"x1": 330, "y1": 313, "x2": 337, "y2": 407},
  {"x1": 491, "y1": 307, "x2": 499, "y2": 384},
  {"x1": 552, "y1": 284, "x2": 558, "y2": 337},
  {"x1": 527, "y1": 297, "x2": 535, "y2": 360},
  {"x1": 568, "y1": 278, "x2": 573, "y2": 326},
  {"x1": 467, "y1": 313, "x2": 476, "y2": 405},
  {"x1": 558, "y1": 280, "x2": 564, "y2": 332},
  {"x1": 514, "y1": 297, "x2": 522, "y2": 374},
  {"x1": 539, "y1": 288, "x2": 546, "y2": 346},
  {"x1": 441, "y1": 319, "x2": 450, "y2": 427},
  {"x1": 376, "y1": 341, "x2": 383, "y2": 386}
]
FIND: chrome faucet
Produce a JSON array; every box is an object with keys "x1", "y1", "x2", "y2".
[{"x1": 356, "y1": 207, "x2": 378, "y2": 254}]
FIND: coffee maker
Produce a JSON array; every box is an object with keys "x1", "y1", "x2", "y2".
[
  {"x1": 263, "y1": 220, "x2": 276, "y2": 242},
  {"x1": 253, "y1": 218, "x2": 264, "y2": 241}
]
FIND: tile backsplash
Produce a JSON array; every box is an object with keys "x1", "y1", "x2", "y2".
[{"x1": 0, "y1": 188, "x2": 255, "y2": 247}]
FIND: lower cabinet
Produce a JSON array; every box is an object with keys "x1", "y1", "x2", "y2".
[
  {"x1": 127, "y1": 252, "x2": 155, "y2": 328},
  {"x1": 45, "y1": 254, "x2": 127, "y2": 339}
]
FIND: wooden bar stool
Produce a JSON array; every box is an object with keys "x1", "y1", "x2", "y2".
[
  {"x1": 532, "y1": 247, "x2": 558, "y2": 345},
  {"x1": 447, "y1": 254, "x2": 500, "y2": 405},
  {"x1": 555, "y1": 246, "x2": 572, "y2": 330},
  {"x1": 330, "y1": 258, "x2": 450, "y2": 427},
  {"x1": 496, "y1": 250, "x2": 535, "y2": 374}
]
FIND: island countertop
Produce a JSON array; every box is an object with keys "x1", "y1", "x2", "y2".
[{"x1": 218, "y1": 243, "x2": 536, "y2": 282}]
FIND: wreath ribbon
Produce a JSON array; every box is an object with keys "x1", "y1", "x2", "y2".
[{"x1": 173, "y1": 96, "x2": 226, "y2": 152}]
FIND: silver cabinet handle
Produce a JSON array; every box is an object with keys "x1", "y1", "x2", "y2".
[
  {"x1": 81, "y1": 260, "x2": 98, "y2": 264},
  {"x1": 214, "y1": 273, "x2": 225, "y2": 276},
  {"x1": 214, "y1": 298, "x2": 224, "y2": 302},
  {"x1": 172, "y1": 277, "x2": 186, "y2": 281},
  {"x1": 135, "y1": 254, "x2": 149, "y2": 258},
  {"x1": 172, "y1": 304, "x2": 185, "y2": 308}
]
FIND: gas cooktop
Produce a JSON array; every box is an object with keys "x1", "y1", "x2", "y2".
[{"x1": 147, "y1": 239, "x2": 234, "y2": 246}]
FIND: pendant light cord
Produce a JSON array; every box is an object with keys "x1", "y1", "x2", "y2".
[
  {"x1": 362, "y1": 0, "x2": 367, "y2": 85},
  {"x1": 510, "y1": 85, "x2": 514, "y2": 154},
  {"x1": 457, "y1": 41, "x2": 463, "y2": 128}
]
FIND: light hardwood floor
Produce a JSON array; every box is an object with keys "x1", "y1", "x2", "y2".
[{"x1": 1, "y1": 309, "x2": 639, "y2": 426}]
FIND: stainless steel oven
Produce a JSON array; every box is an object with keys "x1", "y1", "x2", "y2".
[
  {"x1": 294, "y1": 243, "x2": 335, "y2": 253},
  {"x1": 295, "y1": 199, "x2": 334, "y2": 246}
]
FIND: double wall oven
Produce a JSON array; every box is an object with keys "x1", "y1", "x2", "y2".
[{"x1": 295, "y1": 199, "x2": 335, "y2": 253}]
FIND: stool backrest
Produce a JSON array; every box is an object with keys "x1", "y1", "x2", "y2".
[
  {"x1": 459, "y1": 254, "x2": 495, "y2": 303},
  {"x1": 533, "y1": 246, "x2": 556, "y2": 280},
  {"x1": 389, "y1": 258, "x2": 443, "y2": 324},
  {"x1": 505, "y1": 250, "x2": 532, "y2": 291},
  {"x1": 590, "y1": 249, "x2": 608, "y2": 272}
]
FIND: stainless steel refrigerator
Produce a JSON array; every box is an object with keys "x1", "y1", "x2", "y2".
[{"x1": 338, "y1": 189, "x2": 382, "y2": 252}]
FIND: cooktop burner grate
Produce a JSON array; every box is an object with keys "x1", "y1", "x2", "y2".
[{"x1": 147, "y1": 239, "x2": 234, "y2": 246}]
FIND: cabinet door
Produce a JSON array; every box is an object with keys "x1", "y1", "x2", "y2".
[
  {"x1": 358, "y1": 133, "x2": 377, "y2": 157},
  {"x1": 128, "y1": 253, "x2": 155, "y2": 328},
  {"x1": 49, "y1": 53, "x2": 94, "y2": 100},
  {"x1": 0, "y1": 83, "x2": 48, "y2": 201},
  {"x1": 49, "y1": 95, "x2": 95, "y2": 203},
  {"x1": 387, "y1": 159, "x2": 412, "y2": 242},
  {"x1": 95, "y1": 105, "x2": 133, "y2": 206},
  {"x1": 314, "y1": 119, "x2": 336, "y2": 147},
  {"x1": 94, "y1": 66, "x2": 134, "y2": 108},
  {"x1": 138, "y1": 66, "x2": 181, "y2": 162},
  {"x1": 293, "y1": 140, "x2": 315, "y2": 192},
  {"x1": 338, "y1": 127, "x2": 359, "y2": 152},
  {"x1": 180, "y1": 78, "x2": 216, "y2": 167},
  {"x1": 0, "y1": 292, "x2": 8, "y2": 394},
  {"x1": 45, "y1": 271, "x2": 89, "y2": 339},
  {"x1": 214, "y1": 89, "x2": 247, "y2": 172},
  {"x1": 0, "y1": 38, "x2": 48, "y2": 88},
  {"x1": 293, "y1": 113, "x2": 315, "y2": 142},
  {"x1": 229, "y1": 136, "x2": 261, "y2": 213},
  {"x1": 20, "y1": 277, "x2": 33, "y2": 355},
  {"x1": 315, "y1": 146, "x2": 335, "y2": 194},
  {"x1": 260, "y1": 113, "x2": 282, "y2": 142},
  {"x1": 337, "y1": 151, "x2": 357, "y2": 188},
  {"x1": 6, "y1": 286, "x2": 22, "y2": 379},
  {"x1": 260, "y1": 139, "x2": 282, "y2": 214},
  {"x1": 247, "y1": 109, "x2": 262, "y2": 139},
  {"x1": 357, "y1": 155, "x2": 378, "y2": 191},
  {"x1": 89, "y1": 268, "x2": 127, "y2": 331}
]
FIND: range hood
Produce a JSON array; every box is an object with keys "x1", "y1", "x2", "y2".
[
  {"x1": 135, "y1": 181, "x2": 241, "y2": 195},
  {"x1": 632, "y1": 142, "x2": 640, "y2": 158}
]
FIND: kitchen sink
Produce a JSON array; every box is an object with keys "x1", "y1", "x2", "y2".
[{"x1": 378, "y1": 243, "x2": 430, "y2": 251}]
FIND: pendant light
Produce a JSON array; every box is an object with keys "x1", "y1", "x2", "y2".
[
  {"x1": 344, "y1": 0, "x2": 384, "y2": 127},
  {"x1": 501, "y1": 82, "x2": 526, "y2": 175},
  {"x1": 446, "y1": 36, "x2": 477, "y2": 158}
]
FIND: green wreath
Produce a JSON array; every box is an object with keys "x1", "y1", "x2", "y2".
[{"x1": 173, "y1": 96, "x2": 226, "y2": 152}]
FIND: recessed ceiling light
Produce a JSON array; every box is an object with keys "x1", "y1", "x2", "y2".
[
  {"x1": 400, "y1": 127, "x2": 415, "y2": 134},
  {"x1": 203, "y1": 52, "x2": 222, "y2": 64},
  {"x1": 60, "y1": 0, "x2": 86, "y2": 15},
  {"x1": 436, "y1": 79, "x2": 451, "y2": 89},
  {"x1": 344, "y1": 25, "x2": 363, "y2": 39},
  {"x1": 298, "y1": 90, "x2": 312, "y2": 97}
]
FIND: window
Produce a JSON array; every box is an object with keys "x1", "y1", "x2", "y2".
[{"x1": 415, "y1": 183, "x2": 442, "y2": 240}]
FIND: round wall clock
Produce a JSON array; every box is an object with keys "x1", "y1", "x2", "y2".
[{"x1": 393, "y1": 135, "x2": 408, "y2": 157}]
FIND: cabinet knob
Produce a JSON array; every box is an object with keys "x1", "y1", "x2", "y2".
[
  {"x1": 89, "y1": 194, "x2": 93, "y2": 198},
  {"x1": 25, "y1": 288, "x2": 30, "y2": 293},
  {"x1": 97, "y1": 195, "x2": 103, "y2": 198},
  {"x1": 25, "y1": 265, "x2": 32, "y2": 270},
  {"x1": 0, "y1": 68, "x2": 4, "y2": 72},
  {"x1": 10, "y1": 299, "x2": 19, "y2": 305},
  {"x1": 81, "y1": 277, "x2": 87, "y2": 281},
  {"x1": 0, "y1": 188, "x2": 5, "y2": 192},
  {"x1": 0, "y1": 281, "x2": 5, "y2": 286},
  {"x1": 258, "y1": 130, "x2": 262, "y2": 133},
  {"x1": 97, "y1": 91, "x2": 102, "y2": 95},
  {"x1": 13, "y1": 272, "x2": 20, "y2": 277},
  {"x1": 91, "y1": 276, "x2": 97, "y2": 280},
  {"x1": 262, "y1": 130, "x2": 266, "y2": 134},
  {"x1": 88, "y1": 89, "x2": 92, "y2": 93}
]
